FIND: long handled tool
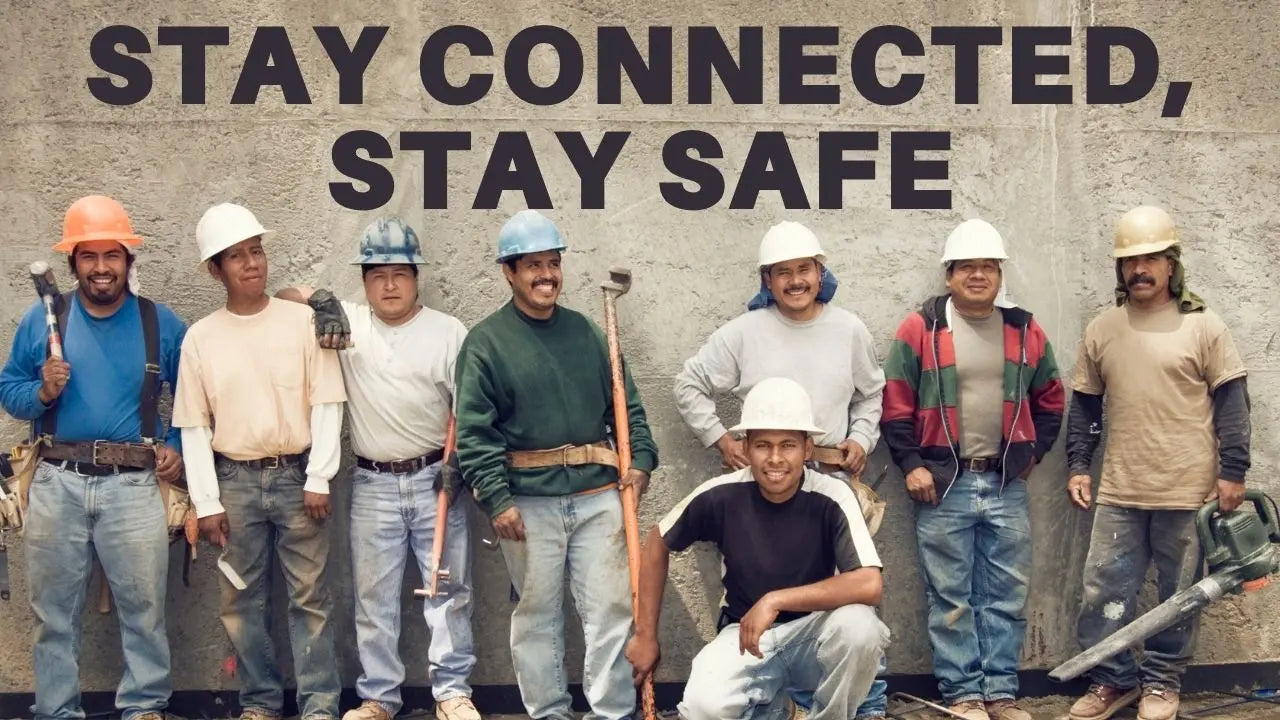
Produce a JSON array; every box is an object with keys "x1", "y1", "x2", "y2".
[
  {"x1": 30, "y1": 262, "x2": 64, "y2": 360},
  {"x1": 600, "y1": 266, "x2": 657, "y2": 720},
  {"x1": 415, "y1": 415, "x2": 457, "y2": 600}
]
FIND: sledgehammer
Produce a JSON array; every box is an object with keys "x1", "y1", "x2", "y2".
[
  {"x1": 30, "y1": 262, "x2": 63, "y2": 360},
  {"x1": 600, "y1": 266, "x2": 657, "y2": 720}
]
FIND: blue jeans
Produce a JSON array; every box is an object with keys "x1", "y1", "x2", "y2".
[
  {"x1": 498, "y1": 488, "x2": 635, "y2": 720},
  {"x1": 680, "y1": 605, "x2": 889, "y2": 720},
  {"x1": 25, "y1": 460, "x2": 171, "y2": 720},
  {"x1": 216, "y1": 457, "x2": 340, "y2": 719},
  {"x1": 350, "y1": 463, "x2": 476, "y2": 711},
  {"x1": 914, "y1": 470, "x2": 1031, "y2": 704},
  {"x1": 1076, "y1": 505, "x2": 1203, "y2": 691}
]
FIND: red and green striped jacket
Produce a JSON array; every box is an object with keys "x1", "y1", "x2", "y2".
[{"x1": 881, "y1": 295, "x2": 1065, "y2": 497}]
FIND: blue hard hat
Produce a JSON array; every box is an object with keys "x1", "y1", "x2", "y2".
[
  {"x1": 495, "y1": 210, "x2": 567, "y2": 263},
  {"x1": 351, "y1": 217, "x2": 427, "y2": 265}
]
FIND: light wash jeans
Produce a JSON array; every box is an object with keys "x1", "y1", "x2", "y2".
[
  {"x1": 794, "y1": 465, "x2": 890, "y2": 719},
  {"x1": 349, "y1": 463, "x2": 476, "y2": 712},
  {"x1": 914, "y1": 470, "x2": 1032, "y2": 705},
  {"x1": 679, "y1": 605, "x2": 889, "y2": 720},
  {"x1": 1076, "y1": 505, "x2": 1203, "y2": 691},
  {"x1": 24, "y1": 460, "x2": 171, "y2": 720},
  {"x1": 498, "y1": 488, "x2": 635, "y2": 720},
  {"x1": 216, "y1": 456, "x2": 340, "y2": 719}
]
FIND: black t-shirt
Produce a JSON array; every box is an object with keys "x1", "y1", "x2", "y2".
[{"x1": 659, "y1": 467, "x2": 882, "y2": 624}]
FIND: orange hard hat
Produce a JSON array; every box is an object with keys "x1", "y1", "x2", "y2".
[{"x1": 54, "y1": 195, "x2": 143, "y2": 253}]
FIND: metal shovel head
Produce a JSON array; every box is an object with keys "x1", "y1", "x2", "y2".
[{"x1": 601, "y1": 266, "x2": 631, "y2": 295}]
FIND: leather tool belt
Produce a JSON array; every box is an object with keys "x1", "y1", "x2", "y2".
[
  {"x1": 506, "y1": 442, "x2": 618, "y2": 469},
  {"x1": 810, "y1": 445, "x2": 845, "y2": 468},
  {"x1": 214, "y1": 451, "x2": 308, "y2": 470},
  {"x1": 960, "y1": 456, "x2": 1001, "y2": 473},
  {"x1": 40, "y1": 440, "x2": 156, "y2": 475},
  {"x1": 356, "y1": 448, "x2": 444, "y2": 475}
]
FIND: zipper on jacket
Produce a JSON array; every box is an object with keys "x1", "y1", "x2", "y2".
[
  {"x1": 931, "y1": 313, "x2": 960, "y2": 500},
  {"x1": 1000, "y1": 324, "x2": 1028, "y2": 497}
]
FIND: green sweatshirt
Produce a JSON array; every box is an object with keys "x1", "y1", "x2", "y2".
[{"x1": 454, "y1": 300, "x2": 659, "y2": 518}]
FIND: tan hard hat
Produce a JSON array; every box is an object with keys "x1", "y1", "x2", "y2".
[{"x1": 1114, "y1": 206, "x2": 1179, "y2": 259}]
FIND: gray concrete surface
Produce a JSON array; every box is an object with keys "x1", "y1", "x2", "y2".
[{"x1": 1, "y1": 0, "x2": 1278, "y2": 702}]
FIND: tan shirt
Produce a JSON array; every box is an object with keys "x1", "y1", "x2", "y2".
[
  {"x1": 950, "y1": 304, "x2": 1005, "y2": 458},
  {"x1": 172, "y1": 297, "x2": 347, "y2": 458},
  {"x1": 1072, "y1": 303, "x2": 1246, "y2": 509}
]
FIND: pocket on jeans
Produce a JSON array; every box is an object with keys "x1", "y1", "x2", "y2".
[{"x1": 123, "y1": 470, "x2": 158, "y2": 487}]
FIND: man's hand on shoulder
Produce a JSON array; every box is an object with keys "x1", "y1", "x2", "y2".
[{"x1": 306, "y1": 289, "x2": 351, "y2": 350}]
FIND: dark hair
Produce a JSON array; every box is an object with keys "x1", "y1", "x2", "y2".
[
  {"x1": 361, "y1": 264, "x2": 419, "y2": 280},
  {"x1": 69, "y1": 244, "x2": 135, "y2": 275}
]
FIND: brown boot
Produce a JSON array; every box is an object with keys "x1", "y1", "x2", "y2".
[
  {"x1": 1136, "y1": 687, "x2": 1179, "y2": 720},
  {"x1": 984, "y1": 698, "x2": 1032, "y2": 720},
  {"x1": 946, "y1": 700, "x2": 990, "y2": 720},
  {"x1": 1068, "y1": 684, "x2": 1140, "y2": 720}
]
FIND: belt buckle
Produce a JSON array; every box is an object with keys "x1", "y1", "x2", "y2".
[
  {"x1": 92, "y1": 440, "x2": 105, "y2": 466},
  {"x1": 262, "y1": 456, "x2": 280, "y2": 470},
  {"x1": 560, "y1": 445, "x2": 571, "y2": 467}
]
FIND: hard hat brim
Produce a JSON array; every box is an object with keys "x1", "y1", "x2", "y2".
[
  {"x1": 759, "y1": 252, "x2": 827, "y2": 269},
  {"x1": 1113, "y1": 239, "x2": 1178, "y2": 259},
  {"x1": 727, "y1": 421, "x2": 826, "y2": 436},
  {"x1": 495, "y1": 243, "x2": 568, "y2": 263},
  {"x1": 53, "y1": 233, "x2": 143, "y2": 253},
  {"x1": 939, "y1": 253, "x2": 1008, "y2": 265},
  {"x1": 198, "y1": 228, "x2": 274, "y2": 265},
  {"x1": 350, "y1": 254, "x2": 428, "y2": 266}
]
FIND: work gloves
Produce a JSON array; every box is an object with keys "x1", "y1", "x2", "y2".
[
  {"x1": 308, "y1": 289, "x2": 351, "y2": 350},
  {"x1": 437, "y1": 450, "x2": 466, "y2": 504}
]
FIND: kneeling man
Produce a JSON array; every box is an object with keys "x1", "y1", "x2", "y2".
[{"x1": 626, "y1": 376, "x2": 888, "y2": 720}]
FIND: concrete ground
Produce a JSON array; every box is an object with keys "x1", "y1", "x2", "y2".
[{"x1": 460, "y1": 691, "x2": 1278, "y2": 719}]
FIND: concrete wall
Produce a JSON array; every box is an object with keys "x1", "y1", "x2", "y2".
[{"x1": 1, "y1": 0, "x2": 1277, "y2": 698}]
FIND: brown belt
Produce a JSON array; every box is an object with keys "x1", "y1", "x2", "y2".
[
  {"x1": 505, "y1": 442, "x2": 619, "y2": 469},
  {"x1": 40, "y1": 441, "x2": 157, "y2": 470},
  {"x1": 810, "y1": 445, "x2": 844, "y2": 466}
]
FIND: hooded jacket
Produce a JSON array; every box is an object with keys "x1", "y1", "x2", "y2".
[{"x1": 881, "y1": 294, "x2": 1066, "y2": 498}]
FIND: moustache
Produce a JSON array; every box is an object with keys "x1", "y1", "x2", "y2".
[
  {"x1": 784, "y1": 284, "x2": 810, "y2": 294},
  {"x1": 1126, "y1": 274, "x2": 1156, "y2": 288}
]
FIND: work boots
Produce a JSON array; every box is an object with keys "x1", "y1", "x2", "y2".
[
  {"x1": 341, "y1": 701, "x2": 390, "y2": 720},
  {"x1": 947, "y1": 700, "x2": 990, "y2": 720},
  {"x1": 1136, "y1": 687, "x2": 1179, "y2": 720},
  {"x1": 1068, "y1": 684, "x2": 1141, "y2": 720},
  {"x1": 984, "y1": 699, "x2": 1032, "y2": 720}
]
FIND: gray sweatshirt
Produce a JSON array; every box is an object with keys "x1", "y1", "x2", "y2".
[{"x1": 673, "y1": 304, "x2": 886, "y2": 451}]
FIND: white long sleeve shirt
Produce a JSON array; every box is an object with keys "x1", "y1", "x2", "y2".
[
  {"x1": 183, "y1": 402, "x2": 344, "y2": 518},
  {"x1": 673, "y1": 304, "x2": 886, "y2": 451}
]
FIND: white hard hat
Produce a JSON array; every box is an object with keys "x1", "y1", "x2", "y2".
[
  {"x1": 940, "y1": 218, "x2": 1009, "y2": 265},
  {"x1": 728, "y1": 377, "x2": 825, "y2": 436},
  {"x1": 758, "y1": 221, "x2": 827, "y2": 268},
  {"x1": 196, "y1": 203, "x2": 272, "y2": 263}
]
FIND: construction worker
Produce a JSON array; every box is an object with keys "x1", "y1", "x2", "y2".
[
  {"x1": 171, "y1": 202, "x2": 347, "y2": 720},
  {"x1": 880, "y1": 219, "x2": 1065, "y2": 720},
  {"x1": 627, "y1": 376, "x2": 888, "y2": 719},
  {"x1": 275, "y1": 218, "x2": 480, "y2": 720},
  {"x1": 454, "y1": 209, "x2": 660, "y2": 720},
  {"x1": 672, "y1": 219, "x2": 890, "y2": 719},
  {"x1": 0, "y1": 195, "x2": 187, "y2": 720},
  {"x1": 1065, "y1": 207, "x2": 1251, "y2": 720}
]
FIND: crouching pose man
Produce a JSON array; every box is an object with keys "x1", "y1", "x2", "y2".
[{"x1": 626, "y1": 377, "x2": 889, "y2": 720}]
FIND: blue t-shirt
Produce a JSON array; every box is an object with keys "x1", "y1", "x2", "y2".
[{"x1": 0, "y1": 292, "x2": 187, "y2": 449}]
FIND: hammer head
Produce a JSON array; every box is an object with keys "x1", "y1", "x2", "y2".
[
  {"x1": 413, "y1": 567, "x2": 454, "y2": 599},
  {"x1": 29, "y1": 261, "x2": 59, "y2": 299},
  {"x1": 601, "y1": 266, "x2": 631, "y2": 295}
]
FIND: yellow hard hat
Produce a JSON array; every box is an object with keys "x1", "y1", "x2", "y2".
[{"x1": 1114, "y1": 206, "x2": 1179, "y2": 259}]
